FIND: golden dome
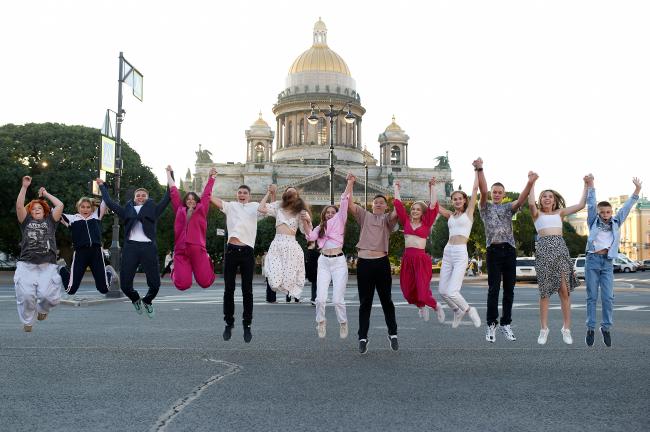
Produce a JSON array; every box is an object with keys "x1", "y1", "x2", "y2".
[
  {"x1": 253, "y1": 111, "x2": 269, "y2": 127},
  {"x1": 385, "y1": 115, "x2": 403, "y2": 132},
  {"x1": 288, "y1": 19, "x2": 351, "y2": 76}
]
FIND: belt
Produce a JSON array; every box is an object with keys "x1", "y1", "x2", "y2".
[{"x1": 322, "y1": 252, "x2": 344, "y2": 258}]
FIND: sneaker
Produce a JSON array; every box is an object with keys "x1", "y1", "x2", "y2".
[
  {"x1": 499, "y1": 325, "x2": 517, "y2": 341},
  {"x1": 286, "y1": 294, "x2": 291, "y2": 303},
  {"x1": 317, "y1": 320, "x2": 327, "y2": 338},
  {"x1": 359, "y1": 339, "x2": 369, "y2": 355},
  {"x1": 23, "y1": 324, "x2": 33, "y2": 332},
  {"x1": 243, "y1": 325, "x2": 252, "y2": 343},
  {"x1": 132, "y1": 299, "x2": 143, "y2": 315},
  {"x1": 435, "y1": 305, "x2": 445, "y2": 323},
  {"x1": 143, "y1": 302, "x2": 155, "y2": 319},
  {"x1": 294, "y1": 296, "x2": 300, "y2": 303},
  {"x1": 561, "y1": 327, "x2": 573, "y2": 345},
  {"x1": 537, "y1": 327, "x2": 549, "y2": 345},
  {"x1": 339, "y1": 322, "x2": 348, "y2": 339},
  {"x1": 452, "y1": 309, "x2": 466, "y2": 328},
  {"x1": 585, "y1": 329, "x2": 595, "y2": 347},
  {"x1": 37, "y1": 312, "x2": 48, "y2": 321},
  {"x1": 600, "y1": 327, "x2": 611, "y2": 347},
  {"x1": 419, "y1": 307, "x2": 430, "y2": 322},
  {"x1": 485, "y1": 324, "x2": 496, "y2": 343},
  {"x1": 387, "y1": 335, "x2": 399, "y2": 351},
  {"x1": 468, "y1": 307, "x2": 481, "y2": 328},
  {"x1": 310, "y1": 300, "x2": 316, "y2": 307},
  {"x1": 223, "y1": 325, "x2": 233, "y2": 341}
]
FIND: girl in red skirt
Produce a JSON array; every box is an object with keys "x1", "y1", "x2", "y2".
[{"x1": 393, "y1": 178, "x2": 445, "y2": 323}]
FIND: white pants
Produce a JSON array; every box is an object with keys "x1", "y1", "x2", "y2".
[
  {"x1": 14, "y1": 261, "x2": 62, "y2": 325},
  {"x1": 315, "y1": 254, "x2": 348, "y2": 324},
  {"x1": 438, "y1": 244, "x2": 470, "y2": 312}
]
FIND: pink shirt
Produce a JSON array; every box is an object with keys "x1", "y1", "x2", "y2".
[
  {"x1": 306, "y1": 192, "x2": 350, "y2": 249},
  {"x1": 393, "y1": 199, "x2": 439, "y2": 239},
  {"x1": 170, "y1": 177, "x2": 214, "y2": 251}
]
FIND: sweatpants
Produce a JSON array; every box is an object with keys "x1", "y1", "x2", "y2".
[
  {"x1": 356, "y1": 256, "x2": 397, "y2": 340},
  {"x1": 120, "y1": 240, "x2": 160, "y2": 304},
  {"x1": 172, "y1": 244, "x2": 215, "y2": 290},
  {"x1": 400, "y1": 248, "x2": 438, "y2": 309},
  {"x1": 315, "y1": 254, "x2": 348, "y2": 324},
  {"x1": 223, "y1": 244, "x2": 254, "y2": 327},
  {"x1": 438, "y1": 244, "x2": 470, "y2": 312},
  {"x1": 14, "y1": 261, "x2": 62, "y2": 325},
  {"x1": 67, "y1": 245, "x2": 108, "y2": 295}
]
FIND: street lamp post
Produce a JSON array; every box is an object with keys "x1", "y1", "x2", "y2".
[
  {"x1": 364, "y1": 161, "x2": 368, "y2": 209},
  {"x1": 308, "y1": 102, "x2": 355, "y2": 205}
]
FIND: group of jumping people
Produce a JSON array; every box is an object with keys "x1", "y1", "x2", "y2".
[{"x1": 13, "y1": 159, "x2": 642, "y2": 351}]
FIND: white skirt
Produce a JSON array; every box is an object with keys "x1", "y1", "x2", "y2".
[{"x1": 264, "y1": 234, "x2": 305, "y2": 298}]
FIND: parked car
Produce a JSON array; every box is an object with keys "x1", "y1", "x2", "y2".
[
  {"x1": 639, "y1": 260, "x2": 650, "y2": 271},
  {"x1": 0, "y1": 251, "x2": 16, "y2": 270},
  {"x1": 574, "y1": 257, "x2": 585, "y2": 279},
  {"x1": 515, "y1": 257, "x2": 537, "y2": 281},
  {"x1": 613, "y1": 258, "x2": 636, "y2": 273}
]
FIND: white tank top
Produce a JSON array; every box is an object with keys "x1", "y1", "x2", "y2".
[
  {"x1": 448, "y1": 213, "x2": 472, "y2": 238},
  {"x1": 534, "y1": 213, "x2": 562, "y2": 231}
]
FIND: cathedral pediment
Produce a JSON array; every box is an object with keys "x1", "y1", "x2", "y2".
[{"x1": 280, "y1": 169, "x2": 390, "y2": 197}]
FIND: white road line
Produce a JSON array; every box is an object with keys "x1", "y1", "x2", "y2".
[
  {"x1": 151, "y1": 359, "x2": 242, "y2": 432},
  {"x1": 615, "y1": 305, "x2": 646, "y2": 311}
]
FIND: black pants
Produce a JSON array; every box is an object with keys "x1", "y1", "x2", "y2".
[
  {"x1": 121, "y1": 241, "x2": 160, "y2": 304},
  {"x1": 67, "y1": 245, "x2": 108, "y2": 295},
  {"x1": 265, "y1": 279, "x2": 276, "y2": 302},
  {"x1": 486, "y1": 243, "x2": 517, "y2": 326},
  {"x1": 356, "y1": 256, "x2": 397, "y2": 340},
  {"x1": 223, "y1": 244, "x2": 254, "y2": 326}
]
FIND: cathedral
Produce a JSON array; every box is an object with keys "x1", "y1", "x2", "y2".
[{"x1": 182, "y1": 19, "x2": 453, "y2": 206}]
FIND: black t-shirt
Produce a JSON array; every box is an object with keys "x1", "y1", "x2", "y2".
[{"x1": 18, "y1": 214, "x2": 59, "y2": 264}]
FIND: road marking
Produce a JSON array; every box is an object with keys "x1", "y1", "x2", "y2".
[
  {"x1": 151, "y1": 359, "x2": 242, "y2": 432},
  {"x1": 616, "y1": 305, "x2": 646, "y2": 311}
]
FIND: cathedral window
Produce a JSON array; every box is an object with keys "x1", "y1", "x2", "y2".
[
  {"x1": 391, "y1": 146, "x2": 401, "y2": 165},
  {"x1": 299, "y1": 119, "x2": 305, "y2": 144},
  {"x1": 318, "y1": 118, "x2": 327, "y2": 145},
  {"x1": 255, "y1": 143, "x2": 265, "y2": 163},
  {"x1": 287, "y1": 121, "x2": 292, "y2": 145}
]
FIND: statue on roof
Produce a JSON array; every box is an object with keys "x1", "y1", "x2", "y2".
[
  {"x1": 434, "y1": 151, "x2": 450, "y2": 170},
  {"x1": 195, "y1": 144, "x2": 213, "y2": 163}
]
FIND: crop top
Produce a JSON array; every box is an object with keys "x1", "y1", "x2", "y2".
[
  {"x1": 265, "y1": 201, "x2": 307, "y2": 234},
  {"x1": 534, "y1": 213, "x2": 562, "y2": 231},
  {"x1": 448, "y1": 212, "x2": 472, "y2": 238},
  {"x1": 393, "y1": 199, "x2": 439, "y2": 239}
]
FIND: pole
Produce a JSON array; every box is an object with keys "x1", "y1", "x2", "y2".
[
  {"x1": 107, "y1": 52, "x2": 124, "y2": 298},
  {"x1": 328, "y1": 104, "x2": 335, "y2": 205},
  {"x1": 364, "y1": 163, "x2": 368, "y2": 209}
]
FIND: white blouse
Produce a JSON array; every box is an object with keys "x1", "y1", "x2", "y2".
[{"x1": 265, "y1": 201, "x2": 307, "y2": 234}]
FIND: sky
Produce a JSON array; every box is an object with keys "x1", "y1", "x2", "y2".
[{"x1": 1, "y1": 0, "x2": 649, "y2": 204}]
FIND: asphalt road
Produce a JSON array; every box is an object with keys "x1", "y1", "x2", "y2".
[{"x1": 1, "y1": 271, "x2": 648, "y2": 432}]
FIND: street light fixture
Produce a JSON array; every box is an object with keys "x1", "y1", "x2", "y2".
[{"x1": 307, "y1": 102, "x2": 355, "y2": 204}]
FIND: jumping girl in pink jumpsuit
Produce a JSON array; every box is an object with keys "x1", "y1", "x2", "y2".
[{"x1": 166, "y1": 166, "x2": 217, "y2": 290}]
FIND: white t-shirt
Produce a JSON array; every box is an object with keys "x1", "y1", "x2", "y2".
[
  {"x1": 593, "y1": 230, "x2": 614, "y2": 252},
  {"x1": 128, "y1": 205, "x2": 151, "y2": 242},
  {"x1": 222, "y1": 201, "x2": 260, "y2": 248}
]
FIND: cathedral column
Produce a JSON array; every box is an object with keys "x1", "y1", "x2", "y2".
[{"x1": 276, "y1": 118, "x2": 281, "y2": 149}]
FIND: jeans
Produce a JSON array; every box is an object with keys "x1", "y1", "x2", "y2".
[
  {"x1": 486, "y1": 243, "x2": 516, "y2": 326},
  {"x1": 223, "y1": 244, "x2": 255, "y2": 327},
  {"x1": 585, "y1": 253, "x2": 614, "y2": 330}
]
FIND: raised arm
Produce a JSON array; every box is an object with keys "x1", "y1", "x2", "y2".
[
  {"x1": 16, "y1": 176, "x2": 30, "y2": 224},
  {"x1": 338, "y1": 173, "x2": 355, "y2": 216},
  {"x1": 167, "y1": 165, "x2": 182, "y2": 212},
  {"x1": 155, "y1": 187, "x2": 171, "y2": 218},
  {"x1": 560, "y1": 175, "x2": 590, "y2": 217},
  {"x1": 429, "y1": 177, "x2": 439, "y2": 210},
  {"x1": 257, "y1": 184, "x2": 276, "y2": 215},
  {"x1": 98, "y1": 200, "x2": 107, "y2": 220},
  {"x1": 528, "y1": 176, "x2": 539, "y2": 219},
  {"x1": 512, "y1": 171, "x2": 537, "y2": 211},
  {"x1": 97, "y1": 178, "x2": 126, "y2": 219},
  {"x1": 474, "y1": 158, "x2": 488, "y2": 208},
  {"x1": 615, "y1": 177, "x2": 642, "y2": 223},
  {"x1": 299, "y1": 210, "x2": 313, "y2": 235},
  {"x1": 39, "y1": 187, "x2": 64, "y2": 222},
  {"x1": 197, "y1": 168, "x2": 217, "y2": 215},
  {"x1": 585, "y1": 174, "x2": 597, "y2": 227},
  {"x1": 465, "y1": 170, "x2": 479, "y2": 218}
]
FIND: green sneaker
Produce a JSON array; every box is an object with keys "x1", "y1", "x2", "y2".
[
  {"x1": 144, "y1": 302, "x2": 155, "y2": 319},
  {"x1": 133, "y1": 299, "x2": 143, "y2": 315}
]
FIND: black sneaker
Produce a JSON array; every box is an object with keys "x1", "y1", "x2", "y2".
[
  {"x1": 585, "y1": 329, "x2": 595, "y2": 347},
  {"x1": 243, "y1": 325, "x2": 252, "y2": 343},
  {"x1": 387, "y1": 335, "x2": 399, "y2": 351},
  {"x1": 359, "y1": 339, "x2": 369, "y2": 355},
  {"x1": 223, "y1": 325, "x2": 233, "y2": 341},
  {"x1": 600, "y1": 327, "x2": 612, "y2": 347},
  {"x1": 286, "y1": 294, "x2": 291, "y2": 303}
]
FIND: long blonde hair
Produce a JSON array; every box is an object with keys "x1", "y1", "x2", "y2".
[{"x1": 537, "y1": 189, "x2": 566, "y2": 211}]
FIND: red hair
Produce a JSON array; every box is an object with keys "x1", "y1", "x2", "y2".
[{"x1": 25, "y1": 199, "x2": 51, "y2": 217}]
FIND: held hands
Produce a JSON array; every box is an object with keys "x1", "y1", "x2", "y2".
[
  {"x1": 583, "y1": 173, "x2": 594, "y2": 187},
  {"x1": 394, "y1": 179, "x2": 401, "y2": 190},
  {"x1": 166, "y1": 165, "x2": 173, "y2": 173},
  {"x1": 268, "y1": 184, "x2": 277, "y2": 194},
  {"x1": 346, "y1": 172, "x2": 356, "y2": 183},
  {"x1": 528, "y1": 171, "x2": 539, "y2": 183},
  {"x1": 429, "y1": 176, "x2": 437, "y2": 188},
  {"x1": 300, "y1": 210, "x2": 310, "y2": 221},
  {"x1": 22, "y1": 176, "x2": 32, "y2": 188},
  {"x1": 38, "y1": 187, "x2": 47, "y2": 198},
  {"x1": 208, "y1": 167, "x2": 217, "y2": 178},
  {"x1": 96, "y1": 178, "x2": 105, "y2": 186},
  {"x1": 472, "y1": 158, "x2": 483, "y2": 170}
]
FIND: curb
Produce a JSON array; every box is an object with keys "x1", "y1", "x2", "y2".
[{"x1": 60, "y1": 297, "x2": 126, "y2": 307}]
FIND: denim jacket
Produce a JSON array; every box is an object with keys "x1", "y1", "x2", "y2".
[{"x1": 585, "y1": 187, "x2": 639, "y2": 259}]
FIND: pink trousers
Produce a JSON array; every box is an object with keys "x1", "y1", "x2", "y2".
[
  {"x1": 400, "y1": 248, "x2": 438, "y2": 309},
  {"x1": 172, "y1": 244, "x2": 216, "y2": 290}
]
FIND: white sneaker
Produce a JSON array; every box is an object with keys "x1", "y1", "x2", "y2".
[
  {"x1": 537, "y1": 327, "x2": 549, "y2": 345},
  {"x1": 339, "y1": 322, "x2": 348, "y2": 339},
  {"x1": 561, "y1": 327, "x2": 573, "y2": 345},
  {"x1": 435, "y1": 305, "x2": 445, "y2": 324},
  {"x1": 452, "y1": 309, "x2": 465, "y2": 328},
  {"x1": 485, "y1": 324, "x2": 496, "y2": 343},
  {"x1": 468, "y1": 307, "x2": 481, "y2": 328},
  {"x1": 500, "y1": 325, "x2": 517, "y2": 341},
  {"x1": 419, "y1": 307, "x2": 430, "y2": 322},
  {"x1": 317, "y1": 320, "x2": 326, "y2": 338}
]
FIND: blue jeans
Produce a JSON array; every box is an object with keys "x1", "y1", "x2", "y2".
[{"x1": 585, "y1": 253, "x2": 614, "y2": 330}]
